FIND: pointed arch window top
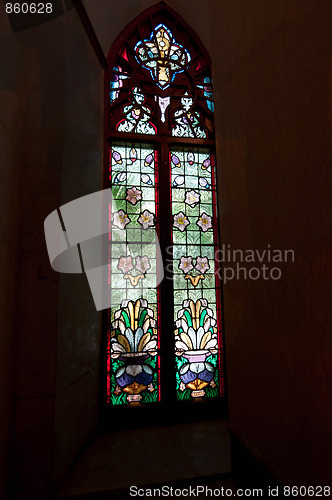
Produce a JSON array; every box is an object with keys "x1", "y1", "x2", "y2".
[
  {"x1": 107, "y1": 8, "x2": 215, "y2": 139},
  {"x1": 134, "y1": 23, "x2": 191, "y2": 89}
]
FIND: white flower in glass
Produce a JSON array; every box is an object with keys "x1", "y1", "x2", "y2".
[
  {"x1": 135, "y1": 256, "x2": 151, "y2": 274},
  {"x1": 117, "y1": 256, "x2": 134, "y2": 274},
  {"x1": 138, "y1": 209, "x2": 155, "y2": 229},
  {"x1": 197, "y1": 212, "x2": 212, "y2": 232},
  {"x1": 126, "y1": 187, "x2": 142, "y2": 205},
  {"x1": 113, "y1": 209, "x2": 130, "y2": 229},
  {"x1": 195, "y1": 256, "x2": 210, "y2": 274},
  {"x1": 173, "y1": 212, "x2": 190, "y2": 231},
  {"x1": 185, "y1": 190, "x2": 200, "y2": 208},
  {"x1": 179, "y1": 256, "x2": 194, "y2": 274}
]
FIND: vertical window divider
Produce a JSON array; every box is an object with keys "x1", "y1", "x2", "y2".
[{"x1": 159, "y1": 140, "x2": 176, "y2": 408}]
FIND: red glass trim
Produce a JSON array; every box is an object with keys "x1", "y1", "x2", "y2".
[{"x1": 120, "y1": 47, "x2": 129, "y2": 61}]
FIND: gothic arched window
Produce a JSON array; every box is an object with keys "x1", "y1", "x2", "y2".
[{"x1": 104, "y1": 4, "x2": 225, "y2": 416}]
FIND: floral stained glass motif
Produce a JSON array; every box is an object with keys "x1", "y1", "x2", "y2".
[
  {"x1": 156, "y1": 96, "x2": 170, "y2": 123},
  {"x1": 117, "y1": 255, "x2": 151, "y2": 287},
  {"x1": 126, "y1": 187, "x2": 142, "y2": 205},
  {"x1": 107, "y1": 142, "x2": 160, "y2": 406},
  {"x1": 110, "y1": 299, "x2": 158, "y2": 404},
  {"x1": 170, "y1": 146, "x2": 223, "y2": 401},
  {"x1": 113, "y1": 210, "x2": 130, "y2": 230},
  {"x1": 138, "y1": 210, "x2": 155, "y2": 229},
  {"x1": 179, "y1": 256, "x2": 210, "y2": 287},
  {"x1": 175, "y1": 299, "x2": 218, "y2": 398}
]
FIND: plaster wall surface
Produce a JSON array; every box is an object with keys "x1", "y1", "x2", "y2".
[
  {"x1": 210, "y1": 0, "x2": 332, "y2": 484},
  {"x1": 0, "y1": 5, "x2": 103, "y2": 497}
]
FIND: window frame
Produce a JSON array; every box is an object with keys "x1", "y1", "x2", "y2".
[{"x1": 100, "y1": 2, "x2": 228, "y2": 430}]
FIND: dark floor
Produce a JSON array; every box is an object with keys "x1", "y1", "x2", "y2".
[{"x1": 56, "y1": 420, "x2": 232, "y2": 499}]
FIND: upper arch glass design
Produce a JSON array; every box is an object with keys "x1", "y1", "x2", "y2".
[
  {"x1": 134, "y1": 23, "x2": 191, "y2": 89},
  {"x1": 106, "y1": 9, "x2": 215, "y2": 139}
]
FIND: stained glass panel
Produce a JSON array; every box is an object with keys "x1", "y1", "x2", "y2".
[
  {"x1": 170, "y1": 147, "x2": 224, "y2": 401},
  {"x1": 135, "y1": 23, "x2": 191, "y2": 89},
  {"x1": 172, "y1": 94, "x2": 207, "y2": 138},
  {"x1": 116, "y1": 87, "x2": 157, "y2": 135},
  {"x1": 107, "y1": 142, "x2": 161, "y2": 406},
  {"x1": 105, "y1": 7, "x2": 224, "y2": 412},
  {"x1": 110, "y1": 66, "x2": 129, "y2": 103},
  {"x1": 108, "y1": 17, "x2": 215, "y2": 138}
]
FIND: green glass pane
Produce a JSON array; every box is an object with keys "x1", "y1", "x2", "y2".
[
  {"x1": 173, "y1": 231, "x2": 187, "y2": 244},
  {"x1": 186, "y1": 231, "x2": 201, "y2": 245},
  {"x1": 171, "y1": 146, "x2": 222, "y2": 402},
  {"x1": 108, "y1": 142, "x2": 160, "y2": 407},
  {"x1": 200, "y1": 232, "x2": 214, "y2": 245}
]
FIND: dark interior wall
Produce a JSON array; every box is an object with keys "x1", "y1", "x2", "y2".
[
  {"x1": 210, "y1": 0, "x2": 332, "y2": 484},
  {"x1": 2, "y1": 0, "x2": 332, "y2": 496},
  {"x1": 0, "y1": 19, "x2": 66, "y2": 497},
  {"x1": 85, "y1": 0, "x2": 211, "y2": 56},
  {"x1": 0, "y1": 51, "x2": 21, "y2": 499},
  {"x1": 0, "y1": 7, "x2": 103, "y2": 499},
  {"x1": 52, "y1": 8, "x2": 103, "y2": 485}
]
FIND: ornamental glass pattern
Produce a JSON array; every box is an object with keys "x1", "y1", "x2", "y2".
[
  {"x1": 171, "y1": 147, "x2": 223, "y2": 400},
  {"x1": 107, "y1": 143, "x2": 161, "y2": 405},
  {"x1": 105, "y1": 6, "x2": 224, "y2": 408}
]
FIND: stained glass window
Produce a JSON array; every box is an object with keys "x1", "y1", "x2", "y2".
[
  {"x1": 107, "y1": 143, "x2": 161, "y2": 405},
  {"x1": 105, "y1": 5, "x2": 224, "y2": 411},
  {"x1": 170, "y1": 147, "x2": 223, "y2": 401}
]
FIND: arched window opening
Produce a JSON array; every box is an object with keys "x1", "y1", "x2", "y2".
[{"x1": 104, "y1": 5, "x2": 225, "y2": 415}]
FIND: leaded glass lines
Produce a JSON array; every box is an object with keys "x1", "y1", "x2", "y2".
[
  {"x1": 105, "y1": 7, "x2": 224, "y2": 411},
  {"x1": 108, "y1": 16, "x2": 215, "y2": 139},
  {"x1": 170, "y1": 146, "x2": 223, "y2": 401},
  {"x1": 107, "y1": 143, "x2": 161, "y2": 405}
]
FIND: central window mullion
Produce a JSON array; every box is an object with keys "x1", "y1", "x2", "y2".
[{"x1": 158, "y1": 140, "x2": 176, "y2": 406}]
